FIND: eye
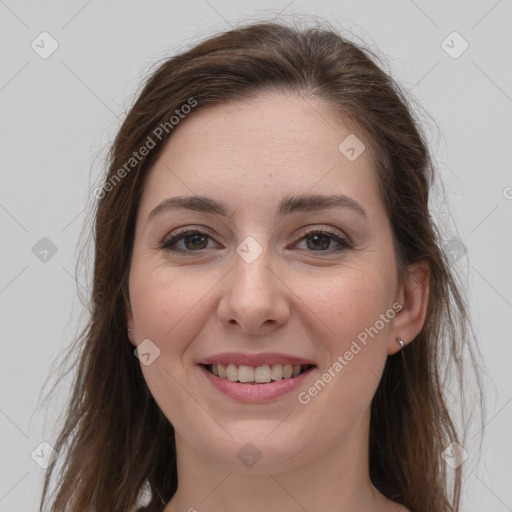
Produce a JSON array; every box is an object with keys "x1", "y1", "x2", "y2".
[
  {"x1": 160, "y1": 226, "x2": 352, "y2": 255},
  {"x1": 293, "y1": 227, "x2": 352, "y2": 253},
  {"x1": 160, "y1": 229, "x2": 220, "y2": 253}
]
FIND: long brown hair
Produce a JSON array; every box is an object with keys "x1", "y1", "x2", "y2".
[{"x1": 40, "y1": 20, "x2": 482, "y2": 512}]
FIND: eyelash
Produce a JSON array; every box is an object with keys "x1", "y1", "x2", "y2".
[{"x1": 159, "y1": 226, "x2": 353, "y2": 255}]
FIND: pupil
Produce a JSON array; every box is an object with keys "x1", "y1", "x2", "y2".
[
  {"x1": 185, "y1": 234, "x2": 207, "y2": 250},
  {"x1": 307, "y1": 234, "x2": 330, "y2": 251}
]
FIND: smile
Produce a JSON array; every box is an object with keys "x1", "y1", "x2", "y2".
[{"x1": 203, "y1": 363, "x2": 314, "y2": 384}]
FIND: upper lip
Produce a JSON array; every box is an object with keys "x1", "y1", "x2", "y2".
[{"x1": 197, "y1": 352, "x2": 316, "y2": 367}]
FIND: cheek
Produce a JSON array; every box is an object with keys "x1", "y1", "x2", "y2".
[
  {"x1": 296, "y1": 265, "x2": 393, "y2": 350},
  {"x1": 292, "y1": 272, "x2": 393, "y2": 435},
  {"x1": 128, "y1": 265, "x2": 215, "y2": 426},
  {"x1": 129, "y1": 264, "x2": 216, "y2": 353}
]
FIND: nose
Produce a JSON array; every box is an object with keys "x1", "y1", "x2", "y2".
[{"x1": 217, "y1": 247, "x2": 291, "y2": 336}]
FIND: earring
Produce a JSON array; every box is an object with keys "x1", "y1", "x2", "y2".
[
  {"x1": 397, "y1": 337, "x2": 405, "y2": 349},
  {"x1": 128, "y1": 327, "x2": 133, "y2": 333}
]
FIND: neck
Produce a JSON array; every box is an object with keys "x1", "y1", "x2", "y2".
[{"x1": 164, "y1": 410, "x2": 394, "y2": 512}]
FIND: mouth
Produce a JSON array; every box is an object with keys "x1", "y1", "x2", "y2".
[{"x1": 200, "y1": 363, "x2": 315, "y2": 384}]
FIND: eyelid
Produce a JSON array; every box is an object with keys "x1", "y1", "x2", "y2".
[
  {"x1": 160, "y1": 224, "x2": 353, "y2": 254},
  {"x1": 160, "y1": 226, "x2": 222, "y2": 250},
  {"x1": 162, "y1": 225, "x2": 215, "y2": 242},
  {"x1": 293, "y1": 224, "x2": 352, "y2": 245},
  {"x1": 290, "y1": 225, "x2": 352, "y2": 252}
]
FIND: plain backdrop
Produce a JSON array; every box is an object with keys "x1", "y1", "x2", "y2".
[{"x1": 1, "y1": 1, "x2": 511, "y2": 510}]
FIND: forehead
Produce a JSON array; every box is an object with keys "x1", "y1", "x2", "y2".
[{"x1": 138, "y1": 93, "x2": 383, "y2": 221}]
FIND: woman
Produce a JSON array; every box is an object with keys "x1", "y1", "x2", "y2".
[{"x1": 40, "y1": 20, "x2": 481, "y2": 512}]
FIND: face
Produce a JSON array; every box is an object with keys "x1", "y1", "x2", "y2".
[{"x1": 127, "y1": 93, "x2": 406, "y2": 473}]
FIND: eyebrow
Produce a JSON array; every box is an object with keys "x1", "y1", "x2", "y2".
[{"x1": 147, "y1": 193, "x2": 367, "y2": 222}]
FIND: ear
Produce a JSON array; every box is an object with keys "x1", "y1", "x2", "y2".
[
  {"x1": 126, "y1": 302, "x2": 137, "y2": 347},
  {"x1": 388, "y1": 260, "x2": 430, "y2": 355}
]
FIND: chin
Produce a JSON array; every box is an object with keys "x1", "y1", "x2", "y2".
[{"x1": 186, "y1": 421, "x2": 314, "y2": 473}]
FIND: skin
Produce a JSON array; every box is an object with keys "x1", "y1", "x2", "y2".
[{"x1": 126, "y1": 92, "x2": 429, "y2": 512}]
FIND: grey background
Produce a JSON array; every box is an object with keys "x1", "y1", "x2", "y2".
[{"x1": 1, "y1": 0, "x2": 511, "y2": 510}]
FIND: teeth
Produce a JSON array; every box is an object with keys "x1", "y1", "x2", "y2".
[
  {"x1": 254, "y1": 365, "x2": 272, "y2": 383},
  {"x1": 270, "y1": 364, "x2": 283, "y2": 380},
  {"x1": 226, "y1": 363, "x2": 238, "y2": 382},
  {"x1": 238, "y1": 365, "x2": 254, "y2": 383},
  {"x1": 209, "y1": 363, "x2": 311, "y2": 383}
]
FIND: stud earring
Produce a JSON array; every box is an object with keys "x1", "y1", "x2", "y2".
[{"x1": 397, "y1": 337, "x2": 405, "y2": 349}]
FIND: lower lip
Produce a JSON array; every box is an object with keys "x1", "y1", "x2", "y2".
[{"x1": 199, "y1": 365, "x2": 315, "y2": 402}]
